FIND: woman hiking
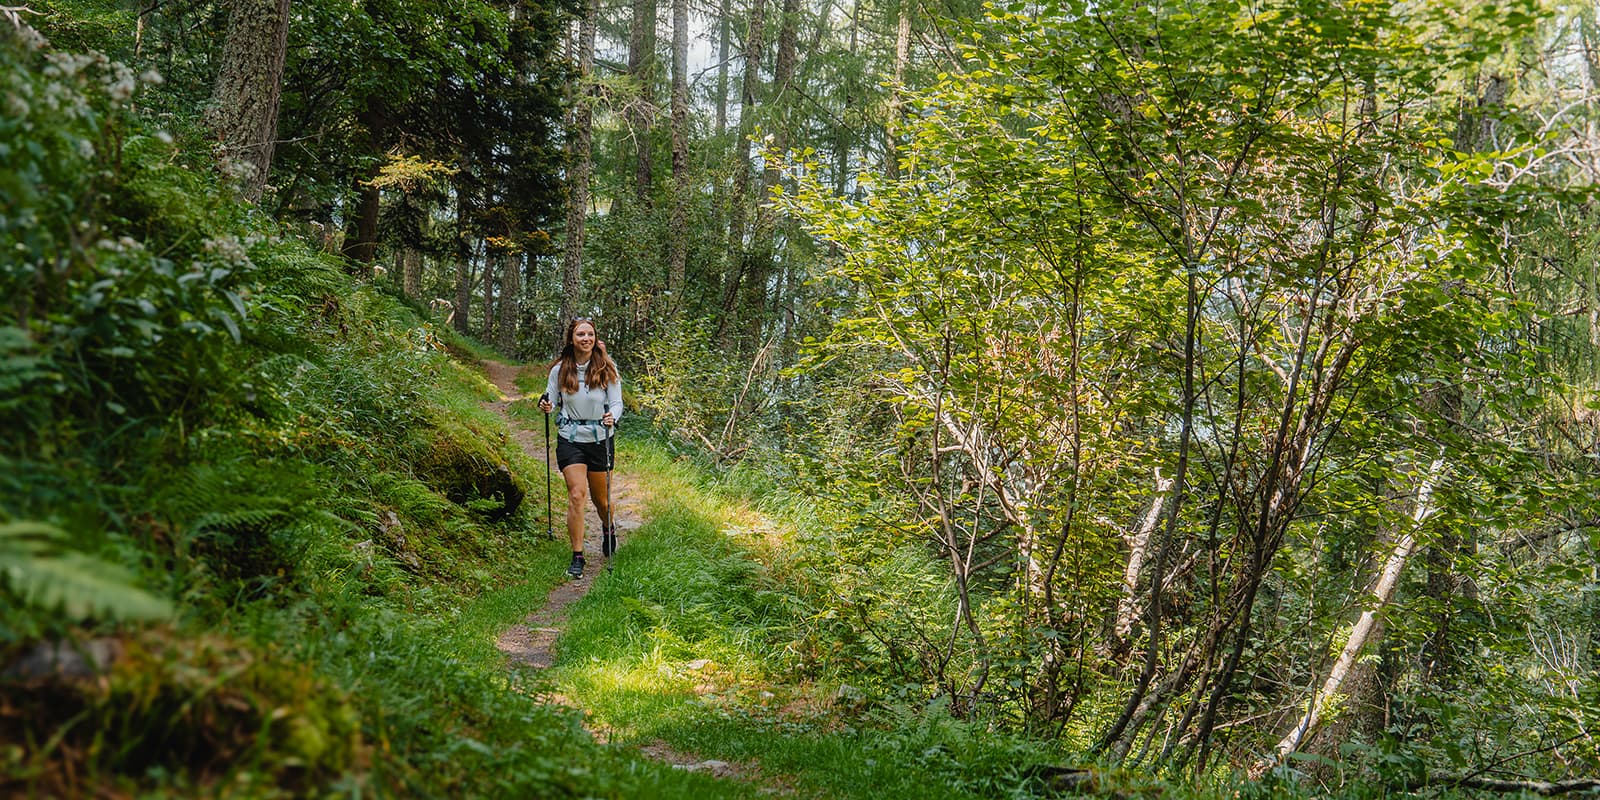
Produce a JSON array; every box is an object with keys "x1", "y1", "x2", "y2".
[{"x1": 538, "y1": 318, "x2": 623, "y2": 579}]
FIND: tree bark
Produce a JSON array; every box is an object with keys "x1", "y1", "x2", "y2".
[
  {"x1": 883, "y1": 0, "x2": 911, "y2": 180},
  {"x1": 1113, "y1": 472, "x2": 1175, "y2": 654},
  {"x1": 667, "y1": 0, "x2": 690, "y2": 317},
  {"x1": 835, "y1": 0, "x2": 859, "y2": 197},
  {"x1": 1259, "y1": 456, "x2": 1446, "y2": 772},
  {"x1": 343, "y1": 174, "x2": 381, "y2": 270},
  {"x1": 560, "y1": 0, "x2": 599, "y2": 333},
  {"x1": 482, "y1": 248, "x2": 496, "y2": 341},
  {"x1": 743, "y1": 0, "x2": 798, "y2": 343},
  {"x1": 453, "y1": 177, "x2": 474, "y2": 336},
  {"x1": 341, "y1": 98, "x2": 390, "y2": 268},
  {"x1": 402, "y1": 248, "x2": 422, "y2": 299},
  {"x1": 207, "y1": 0, "x2": 291, "y2": 202},
  {"x1": 715, "y1": 0, "x2": 731, "y2": 138},
  {"x1": 719, "y1": 0, "x2": 766, "y2": 343},
  {"x1": 497, "y1": 253, "x2": 520, "y2": 353},
  {"x1": 628, "y1": 0, "x2": 656, "y2": 208}
]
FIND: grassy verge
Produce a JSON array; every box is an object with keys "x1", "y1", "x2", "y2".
[{"x1": 544, "y1": 434, "x2": 1070, "y2": 800}]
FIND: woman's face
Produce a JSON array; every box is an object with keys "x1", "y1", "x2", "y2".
[{"x1": 571, "y1": 321, "x2": 596, "y2": 357}]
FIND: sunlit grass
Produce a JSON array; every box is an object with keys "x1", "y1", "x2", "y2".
[{"x1": 540, "y1": 433, "x2": 1066, "y2": 799}]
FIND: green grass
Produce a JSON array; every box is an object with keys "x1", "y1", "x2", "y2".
[{"x1": 543, "y1": 436, "x2": 1063, "y2": 800}]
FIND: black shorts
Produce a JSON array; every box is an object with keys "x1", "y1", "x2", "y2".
[{"x1": 556, "y1": 437, "x2": 612, "y2": 472}]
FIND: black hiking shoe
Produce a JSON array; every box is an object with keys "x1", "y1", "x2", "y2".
[
  {"x1": 566, "y1": 554, "x2": 585, "y2": 580},
  {"x1": 601, "y1": 527, "x2": 618, "y2": 558}
]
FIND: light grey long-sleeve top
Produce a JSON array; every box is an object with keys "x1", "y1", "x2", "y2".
[{"x1": 545, "y1": 360, "x2": 623, "y2": 443}]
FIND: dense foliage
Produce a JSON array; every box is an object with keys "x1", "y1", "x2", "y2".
[
  {"x1": 7, "y1": 0, "x2": 1600, "y2": 793},
  {"x1": 765, "y1": 0, "x2": 1600, "y2": 787},
  {"x1": 0, "y1": 19, "x2": 598, "y2": 795}
]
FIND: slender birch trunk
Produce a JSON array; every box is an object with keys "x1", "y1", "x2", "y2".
[
  {"x1": 1114, "y1": 472, "x2": 1175, "y2": 650},
  {"x1": 1260, "y1": 455, "x2": 1447, "y2": 772}
]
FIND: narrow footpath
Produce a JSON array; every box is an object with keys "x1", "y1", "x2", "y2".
[
  {"x1": 476, "y1": 360, "x2": 770, "y2": 787},
  {"x1": 478, "y1": 360, "x2": 646, "y2": 670}
]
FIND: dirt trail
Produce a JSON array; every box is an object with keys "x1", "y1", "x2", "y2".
[
  {"x1": 478, "y1": 360, "x2": 766, "y2": 784},
  {"x1": 479, "y1": 360, "x2": 645, "y2": 671}
]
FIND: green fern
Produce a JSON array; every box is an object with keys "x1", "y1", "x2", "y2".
[{"x1": 0, "y1": 522, "x2": 172, "y2": 622}]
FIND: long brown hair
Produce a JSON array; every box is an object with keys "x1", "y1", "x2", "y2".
[{"x1": 551, "y1": 318, "x2": 619, "y2": 395}]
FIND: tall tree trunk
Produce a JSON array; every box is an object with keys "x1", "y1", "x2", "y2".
[
  {"x1": 667, "y1": 0, "x2": 690, "y2": 318},
  {"x1": 835, "y1": 0, "x2": 859, "y2": 197},
  {"x1": 482, "y1": 248, "x2": 497, "y2": 341},
  {"x1": 343, "y1": 174, "x2": 381, "y2": 271},
  {"x1": 453, "y1": 178, "x2": 474, "y2": 336},
  {"x1": 628, "y1": 0, "x2": 656, "y2": 208},
  {"x1": 883, "y1": 0, "x2": 911, "y2": 180},
  {"x1": 715, "y1": 0, "x2": 731, "y2": 138},
  {"x1": 342, "y1": 98, "x2": 390, "y2": 269},
  {"x1": 743, "y1": 0, "x2": 798, "y2": 343},
  {"x1": 402, "y1": 249, "x2": 422, "y2": 300},
  {"x1": 207, "y1": 0, "x2": 291, "y2": 202},
  {"x1": 1259, "y1": 455, "x2": 1447, "y2": 773},
  {"x1": 719, "y1": 0, "x2": 767, "y2": 343},
  {"x1": 560, "y1": 0, "x2": 599, "y2": 333},
  {"x1": 498, "y1": 253, "x2": 520, "y2": 353}
]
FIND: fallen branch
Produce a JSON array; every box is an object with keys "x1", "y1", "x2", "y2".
[{"x1": 1408, "y1": 776, "x2": 1600, "y2": 796}]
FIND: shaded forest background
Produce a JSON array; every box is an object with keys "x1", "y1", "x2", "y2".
[{"x1": 4, "y1": 0, "x2": 1600, "y2": 794}]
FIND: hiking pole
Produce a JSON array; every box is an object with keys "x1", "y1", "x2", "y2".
[
  {"x1": 602, "y1": 422, "x2": 617, "y2": 563},
  {"x1": 543, "y1": 397, "x2": 554, "y2": 540}
]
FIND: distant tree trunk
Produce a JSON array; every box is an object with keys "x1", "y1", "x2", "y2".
[
  {"x1": 560, "y1": 0, "x2": 599, "y2": 332},
  {"x1": 714, "y1": 0, "x2": 731, "y2": 138},
  {"x1": 743, "y1": 0, "x2": 797, "y2": 343},
  {"x1": 667, "y1": 0, "x2": 690, "y2": 318},
  {"x1": 207, "y1": 0, "x2": 291, "y2": 202},
  {"x1": 342, "y1": 99, "x2": 390, "y2": 269},
  {"x1": 835, "y1": 0, "x2": 859, "y2": 197},
  {"x1": 482, "y1": 248, "x2": 497, "y2": 341},
  {"x1": 453, "y1": 179, "x2": 474, "y2": 336},
  {"x1": 628, "y1": 0, "x2": 656, "y2": 208},
  {"x1": 719, "y1": 0, "x2": 767, "y2": 342},
  {"x1": 883, "y1": 0, "x2": 911, "y2": 179},
  {"x1": 497, "y1": 253, "x2": 520, "y2": 353},
  {"x1": 343, "y1": 176, "x2": 381, "y2": 272},
  {"x1": 402, "y1": 249, "x2": 422, "y2": 300}
]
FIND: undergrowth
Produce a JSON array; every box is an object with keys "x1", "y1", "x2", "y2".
[
  {"x1": 0, "y1": 23, "x2": 627, "y2": 797},
  {"x1": 547, "y1": 434, "x2": 1082, "y2": 800}
]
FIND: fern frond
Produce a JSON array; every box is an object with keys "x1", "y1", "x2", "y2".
[{"x1": 0, "y1": 522, "x2": 173, "y2": 622}]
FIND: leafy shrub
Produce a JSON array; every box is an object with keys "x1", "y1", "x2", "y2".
[{"x1": 0, "y1": 28, "x2": 262, "y2": 444}]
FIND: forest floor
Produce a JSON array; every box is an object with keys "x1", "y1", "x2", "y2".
[
  {"x1": 458, "y1": 360, "x2": 1069, "y2": 800},
  {"x1": 477, "y1": 360, "x2": 754, "y2": 784}
]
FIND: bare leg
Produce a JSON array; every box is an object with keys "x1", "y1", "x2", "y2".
[
  {"x1": 562, "y1": 463, "x2": 590, "y2": 552},
  {"x1": 587, "y1": 469, "x2": 611, "y2": 532}
]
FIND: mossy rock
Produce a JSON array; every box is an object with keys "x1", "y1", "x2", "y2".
[
  {"x1": 413, "y1": 429, "x2": 525, "y2": 520},
  {"x1": 0, "y1": 630, "x2": 364, "y2": 795}
]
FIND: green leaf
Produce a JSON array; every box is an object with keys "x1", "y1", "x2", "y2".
[{"x1": 0, "y1": 522, "x2": 172, "y2": 623}]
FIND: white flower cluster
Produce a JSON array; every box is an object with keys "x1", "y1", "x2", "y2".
[
  {"x1": 34, "y1": 50, "x2": 159, "y2": 115},
  {"x1": 201, "y1": 235, "x2": 251, "y2": 268},
  {"x1": 7, "y1": 19, "x2": 47, "y2": 51},
  {"x1": 94, "y1": 236, "x2": 146, "y2": 255}
]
